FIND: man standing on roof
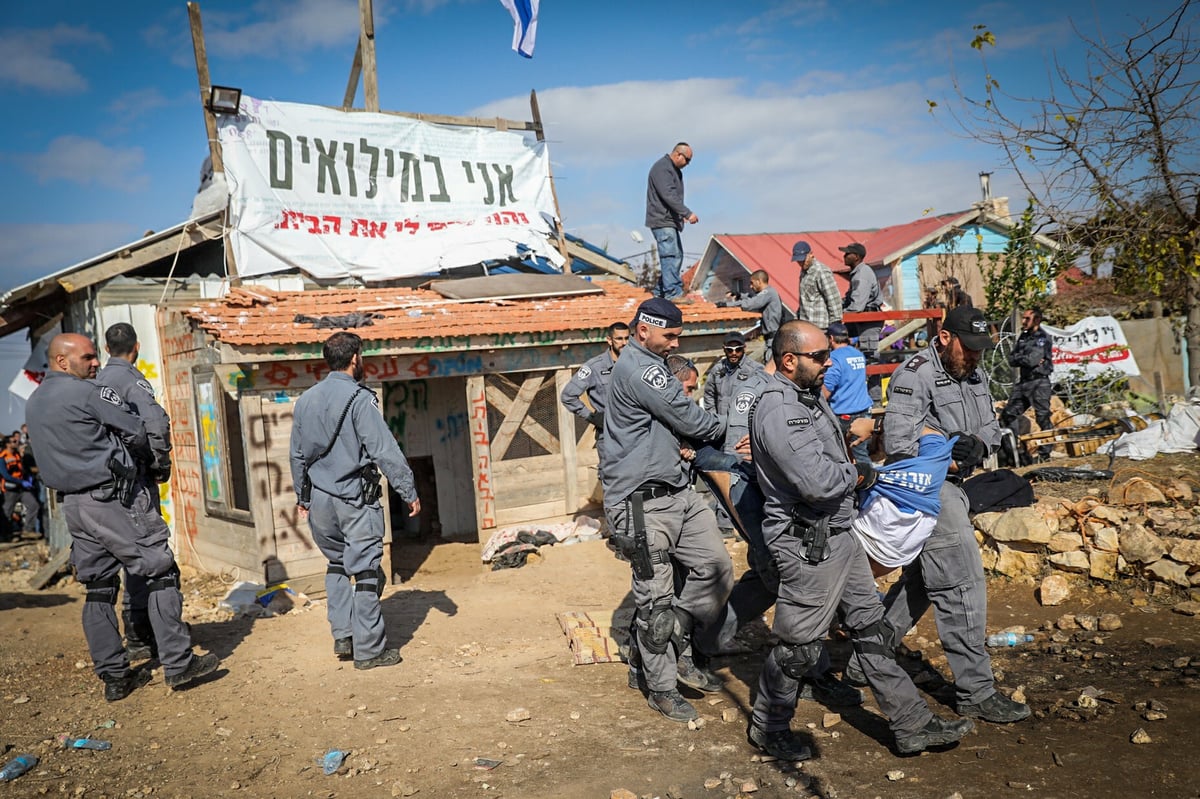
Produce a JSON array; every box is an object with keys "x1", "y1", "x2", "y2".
[
  {"x1": 839, "y1": 243, "x2": 883, "y2": 352},
  {"x1": 645, "y1": 143, "x2": 699, "y2": 304},
  {"x1": 600, "y1": 298, "x2": 731, "y2": 723},
  {"x1": 792, "y1": 241, "x2": 842, "y2": 331}
]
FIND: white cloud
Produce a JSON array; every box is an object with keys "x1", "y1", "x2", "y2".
[
  {"x1": 107, "y1": 87, "x2": 173, "y2": 119},
  {"x1": 470, "y1": 76, "x2": 1023, "y2": 260},
  {"x1": 206, "y1": 0, "x2": 367, "y2": 60},
  {"x1": 0, "y1": 222, "x2": 142, "y2": 295},
  {"x1": 23, "y1": 136, "x2": 148, "y2": 192},
  {"x1": 0, "y1": 25, "x2": 108, "y2": 92}
]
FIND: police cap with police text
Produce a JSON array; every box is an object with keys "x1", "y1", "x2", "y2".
[{"x1": 632, "y1": 297, "x2": 684, "y2": 330}]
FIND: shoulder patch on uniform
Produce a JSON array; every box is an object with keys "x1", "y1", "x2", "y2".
[
  {"x1": 98, "y1": 386, "x2": 123, "y2": 406},
  {"x1": 368, "y1": 391, "x2": 380, "y2": 408},
  {"x1": 136, "y1": 379, "x2": 156, "y2": 398},
  {"x1": 934, "y1": 378, "x2": 952, "y2": 387},
  {"x1": 904, "y1": 354, "x2": 928, "y2": 372},
  {"x1": 641, "y1": 364, "x2": 670, "y2": 391},
  {"x1": 892, "y1": 386, "x2": 914, "y2": 396},
  {"x1": 733, "y1": 391, "x2": 756, "y2": 415},
  {"x1": 577, "y1": 364, "x2": 592, "y2": 380},
  {"x1": 786, "y1": 417, "x2": 811, "y2": 427}
]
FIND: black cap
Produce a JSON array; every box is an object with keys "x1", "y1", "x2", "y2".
[
  {"x1": 837, "y1": 242, "x2": 866, "y2": 258},
  {"x1": 942, "y1": 306, "x2": 994, "y2": 351},
  {"x1": 724, "y1": 331, "x2": 746, "y2": 346},
  {"x1": 632, "y1": 297, "x2": 684, "y2": 329}
]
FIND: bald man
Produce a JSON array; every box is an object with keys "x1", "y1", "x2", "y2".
[{"x1": 26, "y1": 334, "x2": 218, "y2": 702}]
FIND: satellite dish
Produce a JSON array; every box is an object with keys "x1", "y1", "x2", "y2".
[{"x1": 630, "y1": 230, "x2": 644, "y2": 243}]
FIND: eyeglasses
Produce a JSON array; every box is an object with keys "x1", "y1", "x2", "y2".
[
  {"x1": 723, "y1": 345, "x2": 744, "y2": 353},
  {"x1": 788, "y1": 349, "x2": 830, "y2": 362},
  {"x1": 677, "y1": 152, "x2": 692, "y2": 164}
]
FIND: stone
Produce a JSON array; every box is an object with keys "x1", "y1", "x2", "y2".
[
  {"x1": 994, "y1": 543, "x2": 1043, "y2": 578},
  {"x1": 1056, "y1": 614, "x2": 1078, "y2": 630},
  {"x1": 1090, "y1": 551, "x2": 1119, "y2": 582},
  {"x1": 1113, "y1": 478, "x2": 1168, "y2": 506},
  {"x1": 505, "y1": 708, "x2": 531, "y2": 723},
  {"x1": 1090, "y1": 504, "x2": 1126, "y2": 524},
  {"x1": 1173, "y1": 601, "x2": 1200, "y2": 616},
  {"x1": 1168, "y1": 539, "x2": 1200, "y2": 566},
  {"x1": 1165, "y1": 479, "x2": 1193, "y2": 502},
  {"x1": 1143, "y1": 710, "x2": 1168, "y2": 721},
  {"x1": 822, "y1": 713, "x2": 841, "y2": 728},
  {"x1": 1048, "y1": 552, "x2": 1089, "y2": 574},
  {"x1": 989, "y1": 507, "x2": 1055, "y2": 545},
  {"x1": 1048, "y1": 532, "x2": 1084, "y2": 553},
  {"x1": 973, "y1": 511, "x2": 1005, "y2": 537},
  {"x1": 721, "y1": 708, "x2": 740, "y2": 723},
  {"x1": 1092, "y1": 526, "x2": 1120, "y2": 553},
  {"x1": 887, "y1": 770, "x2": 905, "y2": 781},
  {"x1": 740, "y1": 779, "x2": 759, "y2": 793},
  {"x1": 1130, "y1": 728, "x2": 1152, "y2": 744},
  {"x1": 1119, "y1": 524, "x2": 1166, "y2": 564},
  {"x1": 1146, "y1": 559, "x2": 1191, "y2": 587},
  {"x1": 1098, "y1": 613, "x2": 1123, "y2": 631},
  {"x1": 1038, "y1": 574, "x2": 1072, "y2": 606},
  {"x1": 980, "y1": 546, "x2": 999, "y2": 572},
  {"x1": 704, "y1": 778, "x2": 722, "y2": 789},
  {"x1": 610, "y1": 790, "x2": 637, "y2": 799},
  {"x1": 1076, "y1": 614, "x2": 1098, "y2": 631}
]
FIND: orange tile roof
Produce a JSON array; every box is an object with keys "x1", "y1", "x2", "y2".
[{"x1": 183, "y1": 283, "x2": 759, "y2": 348}]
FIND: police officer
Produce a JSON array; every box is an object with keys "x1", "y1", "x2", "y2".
[
  {"x1": 701, "y1": 331, "x2": 763, "y2": 445},
  {"x1": 290, "y1": 332, "x2": 421, "y2": 670},
  {"x1": 1000, "y1": 308, "x2": 1055, "y2": 462},
  {"x1": 560, "y1": 322, "x2": 629, "y2": 469},
  {"x1": 27, "y1": 334, "x2": 218, "y2": 701},
  {"x1": 96, "y1": 322, "x2": 172, "y2": 661},
  {"x1": 716, "y1": 269, "x2": 784, "y2": 358},
  {"x1": 746, "y1": 320, "x2": 973, "y2": 759},
  {"x1": 848, "y1": 306, "x2": 1031, "y2": 724},
  {"x1": 600, "y1": 298, "x2": 732, "y2": 722}
]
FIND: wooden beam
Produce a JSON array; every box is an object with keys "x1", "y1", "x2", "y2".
[
  {"x1": 343, "y1": 39, "x2": 362, "y2": 109},
  {"x1": 563, "y1": 238, "x2": 637, "y2": 282},
  {"x1": 358, "y1": 0, "x2": 379, "y2": 112},
  {"x1": 321, "y1": 105, "x2": 537, "y2": 131},
  {"x1": 486, "y1": 377, "x2": 559, "y2": 458},
  {"x1": 187, "y1": 3, "x2": 223, "y2": 174},
  {"x1": 555, "y1": 369, "x2": 580, "y2": 513},
  {"x1": 876, "y1": 317, "x2": 926, "y2": 351},
  {"x1": 466, "y1": 376, "x2": 497, "y2": 536},
  {"x1": 530, "y1": 90, "x2": 568, "y2": 264},
  {"x1": 57, "y1": 218, "x2": 223, "y2": 294}
]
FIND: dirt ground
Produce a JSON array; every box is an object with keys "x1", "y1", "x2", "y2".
[{"x1": 2, "y1": 454, "x2": 1200, "y2": 799}]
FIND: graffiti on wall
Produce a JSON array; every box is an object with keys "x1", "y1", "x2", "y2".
[{"x1": 468, "y1": 381, "x2": 495, "y2": 529}]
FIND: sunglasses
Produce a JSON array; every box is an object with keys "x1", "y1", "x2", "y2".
[
  {"x1": 788, "y1": 349, "x2": 830, "y2": 362},
  {"x1": 723, "y1": 345, "x2": 745, "y2": 353}
]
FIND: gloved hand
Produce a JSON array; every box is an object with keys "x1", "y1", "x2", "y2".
[
  {"x1": 854, "y1": 462, "x2": 877, "y2": 491},
  {"x1": 19, "y1": 479, "x2": 33, "y2": 491},
  {"x1": 950, "y1": 432, "x2": 987, "y2": 471},
  {"x1": 587, "y1": 410, "x2": 605, "y2": 429},
  {"x1": 714, "y1": 300, "x2": 730, "y2": 308}
]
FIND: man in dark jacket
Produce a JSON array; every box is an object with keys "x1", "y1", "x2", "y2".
[
  {"x1": 1000, "y1": 308, "x2": 1056, "y2": 462},
  {"x1": 645, "y1": 143, "x2": 698, "y2": 303}
]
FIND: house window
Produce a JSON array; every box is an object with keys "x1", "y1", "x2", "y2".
[
  {"x1": 732, "y1": 277, "x2": 746, "y2": 296},
  {"x1": 193, "y1": 370, "x2": 252, "y2": 520}
]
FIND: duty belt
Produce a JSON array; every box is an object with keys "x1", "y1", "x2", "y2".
[
  {"x1": 637, "y1": 483, "x2": 686, "y2": 499},
  {"x1": 788, "y1": 524, "x2": 850, "y2": 538},
  {"x1": 58, "y1": 480, "x2": 116, "y2": 501}
]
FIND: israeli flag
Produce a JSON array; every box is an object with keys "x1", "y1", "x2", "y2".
[{"x1": 500, "y1": 0, "x2": 538, "y2": 58}]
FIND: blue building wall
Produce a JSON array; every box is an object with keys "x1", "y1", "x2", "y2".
[{"x1": 898, "y1": 225, "x2": 1013, "y2": 310}]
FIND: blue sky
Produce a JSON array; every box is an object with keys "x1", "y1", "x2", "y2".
[{"x1": 0, "y1": 0, "x2": 1185, "y2": 297}]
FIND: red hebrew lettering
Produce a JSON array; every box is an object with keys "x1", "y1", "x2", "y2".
[{"x1": 321, "y1": 215, "x2": 342, "y2": 234}]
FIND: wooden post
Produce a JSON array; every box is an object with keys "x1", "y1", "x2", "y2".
[
  {"x1": 466, "y1": 377, "x2": 496, "y2": 545},
  {"x1": 187, "y1": 1, "x2": 238, "y2": 279},
  {"x1": 530, "y1": 90, "x2": 569, "y2": 264},
  {"x1": 343, "y1": 39, "x2": 363, "y2": 109},
  {"x1": 1154, "y1": 370, "x2": 1168, "y2": 416},
  {"x1": 555, "y1": 369, "x2": 580, "y2": 514},
  {"x1": 358, "y1": 0, "x2": 379, "y2": 112}
]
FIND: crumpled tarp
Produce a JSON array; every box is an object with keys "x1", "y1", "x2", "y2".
[
  {"x1": 293, "y1": 312, "x2": 382, "y2": 329},
  {"x1": 1098, "y1": 402, "x2": 1200, "y2": 460}
]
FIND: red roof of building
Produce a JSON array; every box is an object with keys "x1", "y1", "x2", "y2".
[{"x1": 183, "y1": 282, "x2": 758, "y2": 349}]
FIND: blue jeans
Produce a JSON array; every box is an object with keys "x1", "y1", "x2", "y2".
[
  {"x1": 836, "y1": 410, "x2": 872, "y2": 467},
  {"x1": 652, "y1": 227, "x2": 684, "y2": 299}
]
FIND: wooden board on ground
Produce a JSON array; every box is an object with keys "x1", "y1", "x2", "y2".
[
  {"x1": 555, "y1": 609, "x2": 634, "y2": 665},
  {"x1": 28, "y1": 547, "x2": 71, "y2": 590}
]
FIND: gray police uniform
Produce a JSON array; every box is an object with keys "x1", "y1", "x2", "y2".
[
  {"x1": 290, "y1": 372, "x2": 418, "y2": 663},
  {"x1": 702, "y1": 357, "x2": 763, "y2": 441},
  {"x1": 1001, "y1": 328, "x2": 1055, "y2": 457},
  {"x1": 26, "y1": 371, "x2": 197, "y2": 681},
  {"x1": 560, "y1": 350, "x2": 616, "y2": 425},
  {"x1": 96, "y1": 358, "x2": 173, "y2": 643},
  {"x1": 874, "y1": 344, "x2": 1002, "y2": 705},
  {"x1": 730, "y1": 286, "x2": 783, "y2": 354},
  {"x1": 600, "y1": 339, "x2": 732, "y2": 693},
  {"x1": 749, "y1": 372, "x2": 932, "y2": 737}
]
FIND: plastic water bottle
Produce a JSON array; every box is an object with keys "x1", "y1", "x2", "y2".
[
  {"x1": 321, "y1": 750, "x2": 346, "y2": 775},
  {"x1": 58, "y1": 734, "x2": 112, "y2": 750},
  {"x1": 0, "y1": 754, "x2": 38, "y2": 782},
  {"x1": 986, "y1": 632, "x2": 1034, "y2": 647}
]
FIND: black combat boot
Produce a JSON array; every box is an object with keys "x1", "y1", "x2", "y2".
[
  {"x1": 165, "y1": 652, "x2": 220, "y2": 689},
  {"x1": 894, "y1": 716, "x2": 975, "y2": 754},
  {"x1": 333, "y1": 637, "x2": 354, "y2": 661},
  {"x1": 354, "y1": 648, "x2": 402, "y2": 671},
  {"x1": 102, "y1": 669, "x2": 151, "y2": 702}
]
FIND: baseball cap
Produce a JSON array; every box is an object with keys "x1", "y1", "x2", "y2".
[
  {"x1": 724, "y1": 331, "x2": 746, "y2": 346},
  {"x1": 942, "y1": 306, "x2": 994, "y2": 351},
  {"x1": 633, "y1": 297, "x2": 684, "y2": 329},
  {"x1": 826, "y1": 321, "x2": 850, "y2": 338},
  {"x1": 791, "y1": 241, "x2": 812, "y2": 262},
  {"x1": 838, "y1": 242, "x2": 866, "y2": 258}
]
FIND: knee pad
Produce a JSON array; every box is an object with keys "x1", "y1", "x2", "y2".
[
  {"x1": 850, "y1": 617, "x2": 900, "y2": 660},
  {"x1": 672, "y1": 607, "x2": 695, "y2": 651},
  {"x1": 639, "y1": 599, "x2": 675, "y2": 655},
  {"x1": 353, "y1": 567, "x2": 385, "y2": 598},
  {"x1": 774, "y1": 640, "x2": 823, "y2": 680},
  {"x1": 146, "y1": 565, "x2": 181, "y2": 593},
  {"x1": 84, "y1": 575, "x2": 121, "y2": 605},
  {"x1": 327, "y1": 564, "x2": 347, "y2": 577}
]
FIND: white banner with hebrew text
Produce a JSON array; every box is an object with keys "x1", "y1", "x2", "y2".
[
  {"x1": 1042, "y1": 315, "x2": 1140, "y2": 382},
  {"x1": 217, "y1": 96, "x2": 562, "y2": 280}
]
